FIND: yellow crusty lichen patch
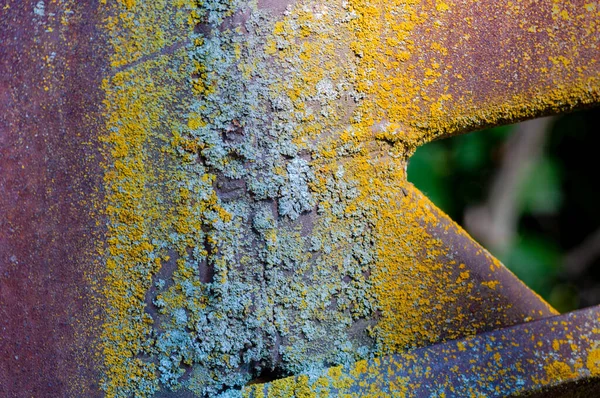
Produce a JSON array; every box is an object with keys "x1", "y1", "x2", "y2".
[
  {"x1": 100, "y1": 0, "x2": 198, "y2": 395},
  {"x1": 368, "y1": 180, "x2": 479, "y2": 351},
  {"x1": 100, "y1": 49, "x2": 200, "y2": 395},
  {"x1": 587, "y1": 341, "x2": 600, "y2": 377},
  {"x1": 101, "y1": 63, "x2": 164, "y2": 396},
  {"x1": 543, "y1": 360, "x2": 580, "y2": 384},
  {"x1": 102, "y1": 0, "x2": 196, "y2": 68}
]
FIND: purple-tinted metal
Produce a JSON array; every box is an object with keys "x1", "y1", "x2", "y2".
[
  {"x1": 417, "y1": 187, "x2": 559, "y2": 333},
  {"x1": 250, "y1": 306, "x2": 600, "y2": 397},
  {"x1": 0, "y1": 1, "x2": 106, "y2": 396},
  {"x1": 403, "y1": 0, "x2": 600, "y2": 141}
]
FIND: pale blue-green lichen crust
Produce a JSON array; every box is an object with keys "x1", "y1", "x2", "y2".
[
  {"x1": 156, "y1": 2, "x2": 380, "y2": 395},
  {"x1": 101, "y1": 0, "x2": 386, "y2": 396}
]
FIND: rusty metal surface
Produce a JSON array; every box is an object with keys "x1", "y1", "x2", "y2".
[
  {"x1": 0, "y1": 1, "x2": 106, "y2": 396},
  {"x1": 419, "y1": 187, "x2": 559, "y2": 333},
  {"x1": 0, "y1": 0, "x2": 599, "y2": 397},
  {"x1": 248, "y1": 306, "x2": 600, "y2": 397},
  {"x1": 381, "y1": 0, "x2": 600, "y2": 147}
]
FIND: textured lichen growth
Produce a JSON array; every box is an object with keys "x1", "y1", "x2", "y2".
[{"x1": 98, "y1": 0, "x2": 596, "y2": 396}]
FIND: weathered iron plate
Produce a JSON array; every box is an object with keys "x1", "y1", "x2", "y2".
[{"x1": 0, "y1": 0, "x2": 106, "y2": 396}]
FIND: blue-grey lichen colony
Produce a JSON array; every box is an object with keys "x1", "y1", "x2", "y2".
[{"x1": 102, "y1": 1, "x2": 387, "y2": 395}]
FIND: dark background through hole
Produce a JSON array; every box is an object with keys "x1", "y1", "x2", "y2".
[{"x1": 408, "y1": 108, "x2": 600, "y2": 313}]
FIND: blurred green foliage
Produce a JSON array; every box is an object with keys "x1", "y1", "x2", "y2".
[
  {"x1": 408, "y1": 109, "x2": 600, "y2": 313},
  {"x1": 408, "y1": 125, "x2": 512, "y2": 220}
]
